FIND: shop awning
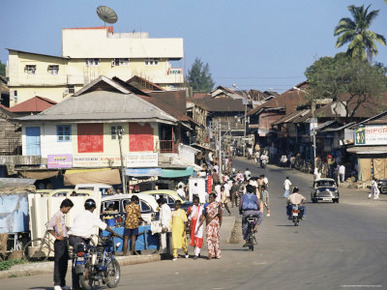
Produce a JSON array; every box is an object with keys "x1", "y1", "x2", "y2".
[
  {"x1": 347, "y1": 146, "x2": 387, "y2": 155},
  {"x1": 160, "y1": 167, "x2": 194, "y2": 178},
  {"x1": 64, "y1": 168, "x2": 121, "y2": 186},
  {"x1": 125, "y1": 168, "x2": 162, "y2": 177},
  {"x1": 20, "y1": 170, "x2": 59, "y2": 180}
]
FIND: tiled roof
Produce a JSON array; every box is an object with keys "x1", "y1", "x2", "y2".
[
  {"x1": 192, "y1": 98, "x2": 246, "y2": 112},
  {"x1": 8, "y1": 96, "x2": 56, "y2": 113}
]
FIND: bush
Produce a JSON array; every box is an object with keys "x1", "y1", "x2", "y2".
[{"x1": 0, "y1": 259, "x2": 26, "y2": 271}]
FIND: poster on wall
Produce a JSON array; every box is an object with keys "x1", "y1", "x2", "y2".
[
  {"x1": 355, "y1": 125, "x2": 387, "y2": 146},
  {"x1": 126, "y1": 152, "x2": 158, "y2": 168}
]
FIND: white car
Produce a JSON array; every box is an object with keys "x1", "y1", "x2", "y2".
[{"x1": 101, "y1": 193, "x2": 159, "y2": 225}]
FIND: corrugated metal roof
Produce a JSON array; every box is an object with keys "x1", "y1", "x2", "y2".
[{"x1": 8, "y1": 96, "x2": 56, "y2": 113}]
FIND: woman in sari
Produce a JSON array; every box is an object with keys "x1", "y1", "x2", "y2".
[
  {"x1": 200, "y1": 193, "x2": 222, "y2": 259},
  {"x1": 187, "y1": 195, "x2": 204, "y2": 260}
]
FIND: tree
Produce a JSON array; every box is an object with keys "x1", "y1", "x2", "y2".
[
  {"x1": 186, "y1": 58, "x2": 215, "y2": 93},
  {"x1": 334, "y1": 5, "x2": 386, "y2": 61},
  {"x1": 0, "y1": 61, "x2": 5, "y2": 77},
  {"x1": 305, "y1": 54, "x2": 387, "y2": 120}
]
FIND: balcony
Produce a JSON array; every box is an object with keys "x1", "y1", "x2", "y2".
[{"x1": 160, "y1": 140, "x2": 178, "y2": 153}]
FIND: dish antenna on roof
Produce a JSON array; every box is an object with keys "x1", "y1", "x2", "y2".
[{"x1": 97, "y1": 6, "x2": 118, "y2": 25}]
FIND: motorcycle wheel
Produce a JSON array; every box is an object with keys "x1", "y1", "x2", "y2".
[
  {"x1": 105, "y1": 259, "x2": 121, "y2": 288},
  {"x1": 79, "y1": 271, "x2": 92, "y2": 290},
  {"x1": 293, "y1": 217, "x2": 299, "y2": 226}
]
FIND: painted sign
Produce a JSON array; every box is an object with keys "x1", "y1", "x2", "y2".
[
  {"x1": 126, "y1": 152, "x2": 158, "y2": 168},
  {"x1": 73, "y1": 155, "x2": 122, "y2": 167},
  {"x1": 355, "y1": 125, "x2": 387, "y2": 146},
  {"x1": 47, "y1": 154, "x2": 73, "y2": 169}
]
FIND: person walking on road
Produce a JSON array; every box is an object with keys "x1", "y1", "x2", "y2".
[
  {"x1": 283, "y1": 177, "x2": 292, "y2": 198},
  {"x1": 220, "y1": 185, "x2": 231, "y2": 216},
  {"x1": 200, "y1": 193, "x2": 222, "y2": 260},
  {"x1": 261, "y1": 185, "x2": 271, "y2": 217},
  {"x1": 157, "y1": 197, "x2": 172, "y2": 255},
  {"x1": 369, "y1": 179, "x2": 380, "y2": 200},
  {"x1": 187, "y1": 196, "x2": 204, "y2": 260},
  {"x1": 123, "y1": 195, "x2": 144, "y2": 256},
  {"x1": 171, "y1": 200, "x2": 189, "y2": 261},
  {"x1": 46, "y1": 198, "x2": 74, "y2": 290}
]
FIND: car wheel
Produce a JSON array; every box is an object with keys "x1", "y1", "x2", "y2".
[{"x1": 380, "y1": 186, "x2": 387, "y2": 194}]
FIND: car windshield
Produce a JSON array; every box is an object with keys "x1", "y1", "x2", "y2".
[{"x1": 316, "y1": 180, "x2": 335, "y2": 187}]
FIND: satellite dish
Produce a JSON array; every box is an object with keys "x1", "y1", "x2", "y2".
[{"x1": 97, "y1": 6, "x2": 118, "y2": 25}]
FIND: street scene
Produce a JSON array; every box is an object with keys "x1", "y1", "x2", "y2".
[{"x1": 1, "y1": 1, "x2": 387, "y2": 290}]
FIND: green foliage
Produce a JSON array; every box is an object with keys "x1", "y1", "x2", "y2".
[
  {"x1": 186, "y1": 58, "x2": 215, "y2": 93},
  {"x1": 305, "y1": 54, "x2": 387, "y2": 119},
  {"x1": 0, "y1": 259, "x2": 26, "y2": 271},
  {"x1": 0, "y1": 61, "x2": 5, "y2": 77},
  {"x1": 334, "y1": 5, "x2": 386, "y2": 60}
]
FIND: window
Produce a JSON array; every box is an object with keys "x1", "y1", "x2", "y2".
[
  {"x1": 112, "y1": 58, "x2": 129, "y2": 66},
  {"x1": 85, "y1": 58, "x2": 100, "y2": 66},
  {"x1": 145, "y1": 58, "x2": 159, "y2": 66},
  {"x1": 57, "y1": 125, "x2": 71, "y2": 142},
  {"x1": 111, "y1": 125, "x2": 123, "y2": 140},
  {"x1": 103, "y1": 200, "x2": 120, "y2": 212},
  {"x1": 140, "y1": 201, "x2": 152, "y2": 213},
  {"x1": 13, "y1": 90, "x2": 18, "y2": 102},
  {"x1": 48, "y1": 65, "x2": 59, "y2": 75},
  {"x1": 25, "y1": 65, "x2": 36, "y2": 74},
  {"x1": 168, "y1": 68, "x2": 182, "y2": 75},
  {"x1": 67, "y1": 85, "x2": 75, "y2": 94}
]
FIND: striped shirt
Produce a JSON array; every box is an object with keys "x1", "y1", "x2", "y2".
[{"x1": 46, "y1": 210, "x2": 67, "y2": 238}]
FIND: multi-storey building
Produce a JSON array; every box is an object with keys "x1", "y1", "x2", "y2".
[{"x1": 7, "y1": 26, "x2": 184, "y2": 107}]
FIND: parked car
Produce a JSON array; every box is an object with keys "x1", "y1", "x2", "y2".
[
  {"x1": 376, "y1": 179, "x2": 387, "y2": 194},
  {"x1": 139, "y1": 189, "x2": 193, "y2": 212},
  {"x1": 311, "y1": 178, "x2": 340, "y2": 203},
  {"x1": 101, "y1": 193, "x2": 159, "y2": 224}
]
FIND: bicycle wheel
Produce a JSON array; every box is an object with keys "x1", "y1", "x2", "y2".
[
  {"x1": 23, "y1": 239, "x2": 51, "y2": 262},
  {"x1": 105, "y1": 258, "x2": 121, "y2": 288}
]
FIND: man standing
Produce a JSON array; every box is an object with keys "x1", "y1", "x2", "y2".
[
  {"x1": 68, "y1": 199, "x2": 117, "y2": 290},
  {"x1": 369, "y1": 179, "x2": 380, "y2": 200},
  {"x1": 157, "y1": 197, "x2": 172, "y2": 254},
  {"x1": 283, "y1": 177, "x2": 292, "y2": 198},
  {"x1": 46, "y1": 199, "x2": 74, "y2": 290},
  {"x1": 338, "y1": 164, "x2": 346, "y2": 183},
  {"x1": 123, "y1": 195, "x2": 143, "y2": 256}
]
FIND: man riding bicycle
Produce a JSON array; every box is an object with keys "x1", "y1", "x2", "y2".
[{"x1": 239, "y1": 184, "x2": 263, "y2": 247}]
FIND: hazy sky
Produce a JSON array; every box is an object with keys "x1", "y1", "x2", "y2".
[{"x1": 1, "y1": 0, "x2": 386, "y2": 93}]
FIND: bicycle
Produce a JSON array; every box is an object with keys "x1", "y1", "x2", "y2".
[{"x1": 245, "y1": 215, "x2": 259, "y2": 251}]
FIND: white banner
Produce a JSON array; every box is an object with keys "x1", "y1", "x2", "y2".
[
  {"x1": 126, "y1": 153, "x2": 158, "y2": 168},
  {"x1": 355, "y1": 125, "x2": 387, "y2": 146}
]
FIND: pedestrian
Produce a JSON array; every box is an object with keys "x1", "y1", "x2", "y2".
[
  {"x1": 157, "y1": 197, "x2": 172, "y2": 254},
  {"x1": 314, "y1": 167, "x2": 321, "y2": 181},
  {"x1": 211, "y1": 168, "x2": 220, "y2": 184},
  {"x1": 244, "y1": 168, "x2": 252, "y2": 181},
  {"x1": 46, "y1": 198, "x2": 74, "y2": 290},
  {"x1": 230, "y1": 179, "x2": 240, "y2": 208},
  {"x1": 369, "y1": 179, "x2": 380, "y2": 200},
  {"x1": 283, "y1": 177, "x2": 292, "y2": 198},
  {"x1": 338, "y1": 164, "x2": 346, "y2": 183},
  {"x1": 199, "y1": 193, "x2": 222, "y2": 260},
  {"x1": 176, "y1": 184, "x2": 186, "y2": 200},
  {"x1": 123, "y1": 195, "x2": 143, "y2": 256},
  {"x1": 220, "y1": 185, "x2": 231, "y2": 216},
  {"x1": 261, "y1": 184, "x2": 271, "y2": 217},
  {"x1": 187, "y1": 196, "x2": 204, "y2": 259},
  {"x1": 171, "y1": 200, "x2": 189, "y2": 261}
]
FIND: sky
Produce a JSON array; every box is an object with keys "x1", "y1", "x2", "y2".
[{"x1": 1, "y1": 0, "x2": 386, "y2": 93}]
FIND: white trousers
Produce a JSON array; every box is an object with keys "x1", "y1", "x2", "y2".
[{"x1": 194, "y1": 246, "x2": 201, "y2": 256}]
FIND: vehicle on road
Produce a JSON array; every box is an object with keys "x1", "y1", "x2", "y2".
[
  {"x1": 311, "y1": 178, "x2": 340, "y2": 203},
  {"x1": 74, "y1": 235, "x2": 121, "y2": 289},
  {"x1": 245, "y1": 214, "x2": 258, "y2": 251},
  {"x1": 291, "y1": 204, "x2": 301, "y2": 226},
  {"x1": 376, "y1": 179, "x2": 387, "y2": 194},
  {"x1": 75, "y1": 183, "x2": 117, "y2": 196},
  {"x1": 139, "y1": 189, "x2": 193, "y2": 212}
]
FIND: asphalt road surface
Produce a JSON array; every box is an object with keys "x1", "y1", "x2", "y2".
[{"x1": 4, "y1": 157, "x2": 387, "y2": 290}]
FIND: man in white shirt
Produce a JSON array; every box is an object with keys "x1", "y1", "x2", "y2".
[
  {"x1": 68, "y1": 199, "x2": 117, "y2": 290},
  {"x1": 244, "y1": 168, "x2": 252, "y2": 181},
  {"x1": 176, "y1": 184, "x2": 186, "y2": 200},
  {"x1": 286, "y1": 187, "x2": 306, "y2": 220},
  {"x1": 338, "y1": 164, "x2": 346, "y2": 183},
  {"x1": 157, "y1": 198, "x2": 172, "y2": 254},
  {"x1": 283, "y1": 177, "x2": 292, "y2": 198}
]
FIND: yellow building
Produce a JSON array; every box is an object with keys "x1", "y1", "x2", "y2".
[{"x1": 7, "y1": 26, "x2": 184, "y2": 107}]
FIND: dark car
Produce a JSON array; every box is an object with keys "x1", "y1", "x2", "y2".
[
  {"x1": 311, "y1": 178, "x2": 340, "y2": 203},
  {"x1": 377, "y1": 180, "x2": 387, "y2": 194}
]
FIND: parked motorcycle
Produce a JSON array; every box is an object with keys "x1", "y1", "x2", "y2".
[
  {"x1": 74, "y1": 235, "x2": 122, "y2": 289},
  {"x1": 291, "y1": 204, "x2": 300, "y2": 226}
]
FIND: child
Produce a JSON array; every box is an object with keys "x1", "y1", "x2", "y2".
[{"x1": 170, "y1": 200, "x2": 189, "y2": 261}]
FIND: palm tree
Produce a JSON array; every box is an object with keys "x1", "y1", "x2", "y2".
[{"x1": 334, "y1": 5, "x2": 386, "y2": 60}]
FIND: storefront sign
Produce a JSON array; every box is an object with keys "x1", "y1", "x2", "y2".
[
  {"x1": 355, "y1": 125, "x2": 387, "y2": 146},
  {"x1": 126, "y1": 153, "x2": 158, "y2": 168},
  {"x1": 72, "y1": 155, "x2": 122, "y2": 167},
  {"x1": 47, "y1": 154, "x2": 73, "y2": 169}
]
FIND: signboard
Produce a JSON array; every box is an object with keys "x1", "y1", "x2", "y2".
[
  {"x1": 47, "y1": 154, "x2": 73, "y2": 169},
  {"x1": 73, "y1": 155, "x2": 122, "y2": 167},
  {"x1": 126, "y1": 153, "x2": 158, "y2": 168},
  {"x1": 355, "y1": 125, "x2": 387, "y2": 146}
]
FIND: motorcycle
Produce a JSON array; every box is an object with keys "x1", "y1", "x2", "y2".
[
  {"x1": 245, "y1": 214, "x2": 259, "y2": 251},
  {"x1": 291, "y1": 204, "x2": 300, "y2": 226},
  {"x1": 261, "y1": 159, "x2": 267, "y2": 169},
  {"x1": 74, "y1": 235, "x2": 122, "y2": 289}
]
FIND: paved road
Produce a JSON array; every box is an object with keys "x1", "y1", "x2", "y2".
[{"x1": 4, "y1": 157, "x2": 387, "y2": 289}]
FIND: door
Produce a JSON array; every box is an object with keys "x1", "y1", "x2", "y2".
[{"x1": 26, "y1": 127, "x2": 41, "y2": 155}]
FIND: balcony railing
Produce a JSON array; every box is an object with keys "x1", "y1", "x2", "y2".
[{"x1": 160, "y1": 140, "x2": 178, "y2": 153}]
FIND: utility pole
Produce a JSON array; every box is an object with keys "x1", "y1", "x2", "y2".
[
  {"x1": 117, "y1": 127, "x2": 127, "y2": 194},
  {"x1": 218, "y1": 118, "x2": 222, "y2": 179}
]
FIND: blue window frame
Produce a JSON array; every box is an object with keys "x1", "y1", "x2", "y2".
[{"x1": 57, "y1": 125, "x2": 71, "y2": 142}]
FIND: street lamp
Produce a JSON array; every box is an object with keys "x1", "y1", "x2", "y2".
[{"x1": 117, "y1": 127, "x2": 127, "y2": 194}]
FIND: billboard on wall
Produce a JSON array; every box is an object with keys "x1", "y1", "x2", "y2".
[
  {"x1": 47, "y1": 154, "x2": 73, "y2": 169},
  {"x1": 126, "y1": 152, "x2": 158, "y2": 168},
  {"x1": 355, "y1": 125, "x2": 387, "y2": 146},
  {"x1": 72, "y1": 155, "x2": 122, "y2": 167}
]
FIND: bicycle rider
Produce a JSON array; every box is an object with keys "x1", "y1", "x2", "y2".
[
  {"x1": 68, "y1": 199, "x2": 118, "y2": 290},
  {"x1": 239, "y1": 184, "x2": 263, "y2": 247}
]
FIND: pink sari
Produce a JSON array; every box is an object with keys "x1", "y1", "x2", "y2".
[{"x1": 206, "y1": 201, "x2": 221, "y2": 258}]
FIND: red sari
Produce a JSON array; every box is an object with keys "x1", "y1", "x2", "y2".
[
  {"x1": 206, "y1": 201, "x2": 222, "y2": 259},
  {"x1": 188, "y1": 205, "x2": 204, "y2": 249}
]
